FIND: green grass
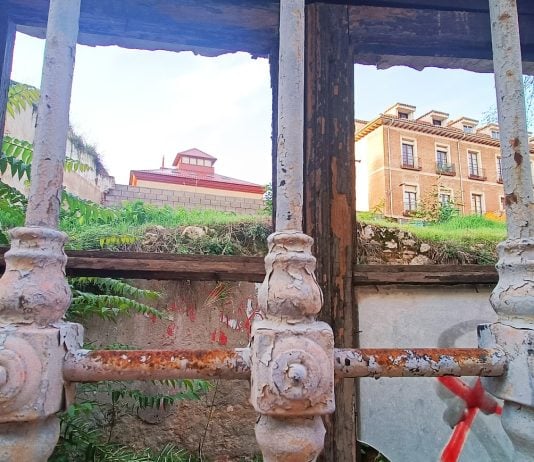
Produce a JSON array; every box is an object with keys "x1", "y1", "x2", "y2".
[
  {"x1": 357, "y1": 213, "x2": 506, "y2": 246},
  {"x1": 62, "y1": 201, "x2": 271, "y2": 254}
]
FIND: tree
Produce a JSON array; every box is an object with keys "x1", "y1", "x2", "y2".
[{"x1": 482, "y1": 75, "x2": 534, "y2": 131}]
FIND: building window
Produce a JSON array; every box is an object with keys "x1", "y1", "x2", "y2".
[
  {"x1": 497, "y1": 156, "x2": 503, "y2": 182},
  {"x1": 491, "y1": 130, "x2": 500, "y2": 140},
  {"x1": 435, "y1": 146, "x2": 455, "y2": 175},
  {"x1": 401, "y1": 141, "x2": 416, "y2": 168},
  {"x1": 433, "y1": 119, "x2": 442, "y2": 126},
  {"x1": 468, "y1": 151, "x2": 481, "y2": 177},
  {"x1": 471, "y1": 193, "x2": 484, "y2": 215},
  {"x1": 463, "y1": 125, "x2": 474, "y2": 134},
  {"x1": 403, "y1": 185, "x2": 418, "y2": 213},
  {"x1": 182, "y1": 157, "x2": 190, "y2": 164},
  {"x1": 500, "y1": 196, "x2": 505, "y2": 211},
  {"x1": 439, "y1": 189, "x2": 452, "y2": 205},
  {"x1": 398, "y1": 111, "x2": 409, "y2": 119}
]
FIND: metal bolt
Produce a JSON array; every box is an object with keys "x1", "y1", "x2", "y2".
[{"x1": 287, "y1": 363, "x2": 307, "y2": 383}]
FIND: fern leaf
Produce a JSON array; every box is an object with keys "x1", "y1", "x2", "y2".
[
  {"x1": 69, "y1": 290, "x2": 165, "y2": 321},
  {"x1": 70, "y1": 277, "x2": 160, "y2": 300}
]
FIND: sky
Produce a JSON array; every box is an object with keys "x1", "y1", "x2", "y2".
[{"x1": 10, "y1": 32, "x2": 498, "y2": 186}]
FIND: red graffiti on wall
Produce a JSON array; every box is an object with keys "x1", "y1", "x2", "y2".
[
  {"x1": 218, "y1": 298, "x2": 263, "y2": 337},
  {"x1": 210, "y1": 329, "x2": 228, "y2": 346},
  {"x1": 438, "y1": 377, "x2": 502, "y2": 462}
]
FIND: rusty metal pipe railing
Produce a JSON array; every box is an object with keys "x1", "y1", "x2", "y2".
[
  {"x1": 334, "y1": 348, "x2": 506, "y2": 378},
  {"x1": 63, "y1": 348, "x2": 251, "y2": 382},
  {"x1": 63, "y1": 347, "x2": 506, "y2": 382}
]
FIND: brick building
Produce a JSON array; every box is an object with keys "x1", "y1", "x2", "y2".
[
  {"x1": 355, "y1": 103, "x2": 534, "y2": 219},
  {"x1": 105, "y1": 148, "x2": 265, "y2": 214}
]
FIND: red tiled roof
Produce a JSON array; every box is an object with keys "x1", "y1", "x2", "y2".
[
  {"x1": 131, "y1": 168, "x2": 265, "y2": 195},
  {"x1": 172, "y1": 148, "x2": 217, "y2": 166}
]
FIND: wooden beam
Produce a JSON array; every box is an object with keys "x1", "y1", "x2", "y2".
[
  {"x1": 304, "y1": 4, "x2": 358, "y2": 461},
  {"x1": 0, "y1": 248, "x2": 265, "y2": 282},
  {"x1": 0, "y1": 249, "x2": 500, "y2": 284},
  {"x1": 6, "y1": 0, "x2": 534, "y2": 72},
  {"x1": 349, "y1": 5, "x2": 534, "y2": 72},
  {"x1": 354, "y1": 264, "x2": 498, "y2": 285},
  {"x1": 0, "y1": 1, "x2": 15, "y2": 148}
]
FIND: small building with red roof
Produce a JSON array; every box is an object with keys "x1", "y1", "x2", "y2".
[{"x1": 129, "y1": 148, "x2": 265, "y2": 202}]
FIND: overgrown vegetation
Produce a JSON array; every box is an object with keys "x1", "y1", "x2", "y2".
[{"x1": 4, "y1": 82, "x2": 210, "y2": 461}]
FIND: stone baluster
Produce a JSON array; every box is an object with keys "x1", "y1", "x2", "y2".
[
  {"x1": 479, "y1": 1, "x2": 534, "y2": 460},
  {"x1": 0, "y1": 1, "x2": 83, "y2": 460},
  {"x1": 251, "y1": 1, "x2": 335, "y2": 460}
]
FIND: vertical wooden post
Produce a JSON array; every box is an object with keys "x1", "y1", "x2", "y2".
[
  {"x1": 269, "y1": 42, "x2": 279, "y2": 227},
  {"x1": 304, "y1": 3, "x2": 358, "y2": 462},
  {"x1": 0, "y1": 1, "x2": 15, "y2": 148}
]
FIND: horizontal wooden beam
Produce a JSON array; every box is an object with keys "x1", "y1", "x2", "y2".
[
  {"x1": 0, "y1": 248, "x2": 499, "y2": 285},
  {"x1": 353, "y1": 264, "x2": 498, "y2": 285},
  {"x1": 0, "y1": 248, "x2": 266, "y2": 282},
  {"x1": 6, "y1": 0, "x2": 534, "y2": 71}
]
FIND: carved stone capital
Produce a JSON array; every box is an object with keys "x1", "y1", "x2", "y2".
[
  {"x1": 251, "y1": 320, "x2": 334, "y2": 416},
  {"x1": 0, "y1": 227, "x2": 71, "y2": 326},
  {"x1": 490, "y1": 238, "x2": 534, "y2": 323},
  {"x1": 479, "y1": 322, "x2": 534, "y2": 407},
  {"x1": 0, "y1": 323, "x2": 83, "y2": 423},
  {"x1": 258, "y1": 231, "x2": 323, "y2": 321}
]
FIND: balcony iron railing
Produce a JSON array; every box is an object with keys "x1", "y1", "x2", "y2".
[
  {"x1": 436, "y1": 162, "x2": 456, "y2": 176},
  {"x1": 401, "y1": 157, "x2": 422, "y2": 171},
  {"x1": 468, "y1": 168, "x2": 487, "y2": 181}
]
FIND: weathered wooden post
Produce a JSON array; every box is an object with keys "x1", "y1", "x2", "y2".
[
  {"x1": 480, "y1": 0, "x2": 534, "y2": 460},
  {"x1": 251, "y1": 0, "x2": 335, "y2": 460},
  {"x1": 0, "y1": 1, "x2": 83, "y2": 460}
]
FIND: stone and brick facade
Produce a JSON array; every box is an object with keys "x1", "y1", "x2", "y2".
[
  {"x1": 116, "y1": 148, "x2": 265, "y2": 214},
  {"x1": 103, "y1": 184, "x2": 264, "y2": 215},
  {"x1": 355, "y1": 103, "x2": 534, "y2": 219}
]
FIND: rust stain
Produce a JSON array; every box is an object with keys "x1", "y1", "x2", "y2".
[
  {"x1": 359, "y1": 348, "x2": 493, "y2": 367},
  {"x1": 505, "y1": 193, "x2": 518, "y2": 205},
  {"x1": 498, "y1": 12, "x2": 511, "y2": 21},
  {"x1": 88, "y1": 349, "x2": 239, "y2": 371}
]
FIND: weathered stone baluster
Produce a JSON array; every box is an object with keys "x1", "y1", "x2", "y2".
[
  {"x1": 251, "y1": 1, "x2": 335, "y2": 460},
  {"x1": 479, "y1": 1, "x2": 534, "y2": 460},
  {"x1": 0, "y1": 1, "x2": 83, "y2": 460}
]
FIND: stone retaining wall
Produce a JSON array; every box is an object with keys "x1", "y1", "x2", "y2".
[{"x1": 103, "y1": 184, "x2": 264, "y2": 215}]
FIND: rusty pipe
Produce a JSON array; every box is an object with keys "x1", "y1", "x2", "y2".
[
  {"x1": 63, "y1": 347, "x2": 505, "y2": 382},
  {"x1": 335, "y1": 348, "x2": 507, "y2": 378},
  {"x1": 63, "y1": 348, "x2": 251, "y2": 382}
]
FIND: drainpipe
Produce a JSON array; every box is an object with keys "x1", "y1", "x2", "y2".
[
  {"x1": 386, "y1": 118, "x2": 394, "y2": 217},
  {"x1": 251, "y1": 1, "x2": 334, "y2": 460},
  {"x1": 479, "y1": 1, "x2": 534, "y2": 460},
  {"x1": 456, "y1": 140, "x2": 465, "y2": 214},
  {"x1": 0, "y1": 1, "x2": 83, "y2": 460}
]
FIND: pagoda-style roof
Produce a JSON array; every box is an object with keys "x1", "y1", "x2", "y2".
[
  {"x1": 173, "y1": 148, "x2": 217, "y2": 166},
  {"x1": 130, "y1": 168, "x2": 264, "y2": 195}
]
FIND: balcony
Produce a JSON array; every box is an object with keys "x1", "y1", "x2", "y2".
[
  {"x1": 468, "y1": 168, "x2": 487, "y2": 181},
  {"x1": 402, "y1": 201, "x2": 420, "y2": 217},
  {"x1": 401, "y1": 157, "x2": 422, "y2": 171},
  {"x1": 435, "y1": 162, "x2": 456, "y2": 176}
]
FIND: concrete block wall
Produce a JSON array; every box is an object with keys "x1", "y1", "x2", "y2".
[{"x1": 103, "y1": 184, "x2": 264, "y2": 215}]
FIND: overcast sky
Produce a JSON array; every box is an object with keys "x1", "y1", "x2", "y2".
[{"x1": 10, "y1": 32, "x2": 497, "y2": 186}]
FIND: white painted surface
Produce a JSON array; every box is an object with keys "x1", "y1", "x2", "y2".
[{"x1": 358, "y1": 285, "x2": 513, "y2": 461}]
